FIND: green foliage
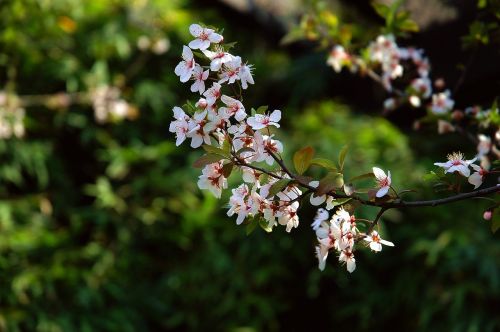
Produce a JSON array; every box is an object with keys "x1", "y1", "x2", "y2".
[
  {"x1": 0, "y1": 1, "x2": 499, "y2": 331},
  {"x1": 293, "y1": 146, "x2": 315, "y2": 175}
]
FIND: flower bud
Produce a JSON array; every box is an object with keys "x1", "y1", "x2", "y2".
[
  {"x1": 483, "y1": 210, "x2": 492, "y2": 220},
  {"x1": 451, "y1": 110, "x2": 464, "y2": 121},
  {"x1": 434, "y1": 78, "x2": 445, "y2": 90}
]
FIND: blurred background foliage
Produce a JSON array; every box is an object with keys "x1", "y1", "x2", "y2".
[{"x1": 0, "y1": 0, "x2": 499, "y2": 331}]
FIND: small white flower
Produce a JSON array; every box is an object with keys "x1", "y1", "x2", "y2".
[
  {"x1": 311, "y1": 208, "x2": 329, "y2": 231},
  {"x1": 372, "y1": 167, "x2": 391, "y2": 198},
  {"x1": 239, "y1": 63, "x2": 254, "y2": 89},
  {"x1": 468, "y1": 164, "x2": 487, "y2": 189},
  {"x1": 188, "y1": 24, "x2": 223, "y2": 50},
  {"x1": 202, "y1": 47, "x2": 234, "y2": 71},
  {"x1": 430, "y1": 90, "x2": 454, "y2": 114},
  {"x1": 327, "y1": 45, "x2": 349, "y2": 73},
  {"x1": 186, "y1": 111, "x2": 215, "y2": 148},
  {"x1": 190, "y1": 65, "x2": 209, "y2": 94},
  {"x1": 410, "y1": 77, "x2": 432, "y2": 99},
  {"x1": 316, "y1": 245, "x2": 330, "y2": 271},
  {"x1": 339, "y1": 249, "x2": 356, "y2": 273},
  {"x1": 477, "y1": 134, "x2": 491, "y2": 157},
  {"x1": 174, "y1": 46, "x2": 196, "y2": 83},
  {"x1": 247, "y1": 110, "x2": 281, "y2": 130},
  {"x1": 219, "y1": 56, "x2": 242, "y2": 85},
  {"x1": 434, "y1": 152, "x2": 476, "y2": 177},
  {"x1": 168, "y1": 106, "x2": 190, "y2": 146},
  {"x1": 203, "y1": 83, "x2": 222, "y2": 106},
  {"x1": 197, "y1": 161, "x2": 227, "y2": 198},
  {"x1": 219, "y1": 95, "x2": 247, "y2": 122},
  {"x1": 364, "y1": 231, "x2": 394, "y2": 252}
]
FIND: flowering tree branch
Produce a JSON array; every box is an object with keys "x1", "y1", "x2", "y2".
[{"x1": 169, "y1": 23, "x2": 499, "y2": 274}]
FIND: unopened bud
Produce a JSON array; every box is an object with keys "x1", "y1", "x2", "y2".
[
  {"x1": 451, "y1": 110, "x2": 464, "y2": 121},
  {"x1": 434, "y1": 78, "x2": 445, "y2": 90},
  {"x1": 483, "y1": 210, "x2": 492, "y2": 220},
  {"x1": 413, "y1": 120, "x2": 421, "y2": 131}
]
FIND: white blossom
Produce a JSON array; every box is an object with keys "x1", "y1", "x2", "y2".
[
  {"x1": 434, "y1": 152, "x2": 476, "y2": 177},
  {"x1": 247, "y1": 110, "x2": 281, "y2": 130},
  {"x1": 188, "y1": 24, "x2": 223, "y2": 50},
  {"x1": 174, "y1": 46, "x2": 196, "y2": 83},
  {"x1": 372, "y1": 167, "x2": 391, "y2": 198},
  {"x1": 364, "y1": 231, "x2": 394, "y2": 252}
]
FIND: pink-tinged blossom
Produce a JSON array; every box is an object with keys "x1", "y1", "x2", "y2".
[
  {"x1": 169, "y1": 106, "x2": 190, "y2": 146},
  {"x1": 372, "y1": 167, "x2": 392, "y2": 198},
  {"x1": 247, "y1": 110, "x2": 281, "y2": 130},
  {"x1": 202, "y1": 48, "x2": 234, "y2": 71},
  {"x1": 384, "y1": 97, "x2": 397, "y2": 111},
  {"x1": 364, "y1": 231, "x2": 394, "y2": 252},
  {"x1": 219, "y1": 95, "x2": 247, "y2": 121},
  {"x1": 430, "y1": 90, "x2": 454, "y2": 114},
  {"x1": 219, "y1": 56, "x2": 242, "y2": 85},
  {"x1": 327, "y1": 45, "x2": 349, "y2": 73},
  {"x1": 315, "y1": 245, "x2": 329, "y2": 271},
  {"x1": 410, "y1": 77, "x2": 432, "y2": 98},
  {"x1": 434, "y1": 152, "x2": 476, "y2": 177},
  {"x1": 203, "y1": 83, "x2": 222, "y2": 106},
  {"x1": 308, "y1": 181, "x2": 336, "y2": 210},
  {"x1": 186, "y1": 111, "x2": 215, "y2": 148},
  {"x1": 278, "y1": 203, "x2": 300, "y2": 232},
  {"x1": 253, "y1": 132, "x2": 283, "y2": 165},
  {"x1": 368, "y1": 35, "x2": 403, "y2": 80},
  {"x1": 190, "y1": 65, "x2": 209, "y2": 94},
  {"x1": 239, "y1": 63, "x2": 254, "y2": 89},
  {"x1": 468, "y1": 164, "x2": 487, "y2": 189},
  {"x1": 477, "y1": 134, "x2": 492, "y2": 157},
  {"x1": 339, "y1": 249, "x2": 356, "y2": 273},
  {"x1": 311, "y1": 208, "x2": 329, "y2": 231},
  {"x1": 174, "y1": 46, "x2": 196, "y2": 83},
  {"x1": 188, "y1": 24, "x2": 223, "y2": 50},
  {"x1": 197, "y1": 161, "x2": 227, "y2": 198},
  {"x1": 242, "y1": 167, "x2": 260, "y2": 184},
  {"x1": 227, "y1": 184, "x2": 252, "y2": 225}
]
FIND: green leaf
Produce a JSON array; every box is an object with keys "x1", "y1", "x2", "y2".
[
  {"x1": 399, "y1": 18, "x2": 419, "y2": 32},
  {"x1": 349, "y1": 172, "x2": 374, "y2": 182},
  {"x1": 202, "y1": 144, "x2": 230, "y2": 158},
  {"x1": 338, "y1": 145, "x2": 348, "y2": 171},
  {"x1": 235, "y1": 147, "x2": 255, "y2": 155},
  {"x1": 222, "y1": 163, "x2": 233, "y2": 178},
  {"x1": 246, "y1": 219, "x2": 257, "y2": 235},
  {"x1": 192, "y1": 154, "x2": 223, "y2": 168},
  {"x1": 311, "y1": 158, "x2": 338, "y2": 171},
  {"x1": 330, "y1": 197, "x2": 352, "y2": 207},
  {"x1": 280, "y1": 27, "x2": 306, "y2": 45},
  {"x1": 372, "y1": 3, "x2": 390, "y2": 19},
  {"x1": 317, "y1": 172, "x2": 344, "y2": 196},
  {"x1": 423, "y1": 171, "x2": 440, "y2": 182},
  {"x1": 255, "y1": 105, "x2": 268, "y2": 114},
  {"x1": 267, "y1": 179, "x2": 292, "y2": 198},
  {"x1": 293, "y1": 146, "x2": 315, "y2": 175},
  {"x1": 259, "y1": 218, "x2": 273, "y2": 233},
  {"x1": 259, "y1": 172, "x2": 269, "y2": 184}
]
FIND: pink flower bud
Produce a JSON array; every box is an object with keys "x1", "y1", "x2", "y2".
[
  {"x1": 451, "y1": 110, "x2": 464, "y2": 121},
  {"x1": 483, "y1": 210, "x2": 492, "y2": 220},
  {"x1": 434, "y1": 78, "x2": 445, "y2": 89}
]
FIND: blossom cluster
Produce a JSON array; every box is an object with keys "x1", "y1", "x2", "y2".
[
  {"x1": 91, "y1": 85, "x2": 137, "y2": 124},
  {"x1": 169, "y1": 24, "x2": 397, "y2": 272},
  {"x1": 313, "y1": 207, "x2": 394, "y2": 273},
  {"x1": 434, "y1": 151, "x2": 488, "y2": 189},
  {"x1": 0, "y1": 90, "x2": 25, "y2": 139},
  {"x1": 326, "y1": 34, "x2": 499, "y2": 175}
]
